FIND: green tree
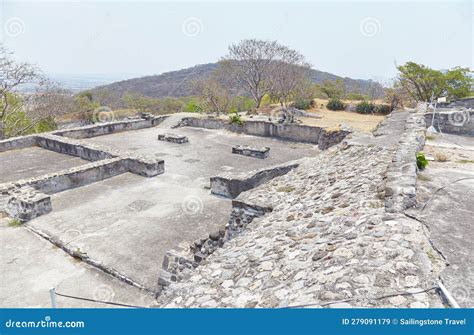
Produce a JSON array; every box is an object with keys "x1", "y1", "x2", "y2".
[
  {"x1": 319, "y1": 79, "x2": 345, "y2": 99},
  {"x1": 397, "y1": 62, "x2": 472, "y2": 101}
]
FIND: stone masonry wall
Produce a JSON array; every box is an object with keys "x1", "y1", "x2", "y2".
[
  {"x1": 175, "y1": 117, "x2": 350, "y2": 149},
  {"x1": 156, "y1": 108, "x2": 444, "y2": 308}
]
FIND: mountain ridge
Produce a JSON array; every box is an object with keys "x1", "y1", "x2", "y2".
[{"x1": 89, "y1": 63, "x2": 382, "y2": 99}]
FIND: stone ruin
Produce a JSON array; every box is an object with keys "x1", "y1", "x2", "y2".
[
  {"x1": 158, "y1": 133, "x2": 189, "y2": 144},
  {"x1": 232, "y1": 145, "x2": 270, "y2": 159}
]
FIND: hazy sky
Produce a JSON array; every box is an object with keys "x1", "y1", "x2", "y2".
[{"x1": 0, "y1": 0, "x2": 472, "y2": 80}]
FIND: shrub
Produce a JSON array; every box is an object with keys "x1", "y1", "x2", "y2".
[
  {"x1": 326, "y1": 98, "x2": 345, "y2": 111},
  {"x1": 416, "y1": 152, "x2": 429, "y2": 170},
  {"x1": 292, "y1": 98, "x2": 312, "y2": 110},
  {"x1": 374, "y1": 104, "x2": 391, "y2": 114},
  {"x1": 229, "y1": 111, "x2": 243, "y2": 125},
  {"x1": 185, "y1": 101, "x2": 203, "y2": 113},
  {"x1": 356, "y1": 100, "x2": 376, "y2": 114}
]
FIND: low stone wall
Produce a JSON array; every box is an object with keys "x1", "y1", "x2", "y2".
[
  {"x1": 36, "y1": 134, "x2": 114, "y2": 161},
  {"x1": 210, "y1": 161, "x2": 300, "y2": 198},
  {"x1": 424, "y1": 110, "x2": 474, "y2": 136},
  {"x1": 158, "y1": 199, "x2": 271, "y2": 292},
  {"x1": 385, "y1": 103, "x2": 427, "y2": 212},
  {"x1": 175, "y1": 117, "x2": 349, "y2": 149},
  {"x1": 0, "y1": 135, "x2": 37, "y2": 152},
  {"x1": 6, "y1": 187, "x2": 52, "y2": 222},
  {"x1": 53, "y1": 116, "x2": 167, "y2": 139}
]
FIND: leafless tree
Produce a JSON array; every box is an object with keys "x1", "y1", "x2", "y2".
[
  {"x1": 192, "y1": 70, "x2": 233, "y2": 116},
  {"x1": 271, "y1": 51, "x2": 311, "y2": 107},
  {"x1": 220, "y1": 39, "x2": 302, "y2": 108}
]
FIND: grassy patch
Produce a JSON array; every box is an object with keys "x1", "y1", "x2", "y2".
[
  {"x1": 426, "y1": 135, "x2": 435, "y2": 141},
  {"x1": 457, "y1": 159, "x2": 474, "y2": 164},
  {"x1": 8, "y1": 219, "x2": 23, "y2": 227},
  {"x1": 276, "y1": 186, "x2": 296, "y2": 193}
]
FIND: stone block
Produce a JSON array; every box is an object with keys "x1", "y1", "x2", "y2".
[
  {"x1": 158, "y1": 133, "x2": 189, "y2": 144},
  {"x1": 232, "y1": 145, "x2": 270, "y2": 159},
  {"x1": 6, "y1": 187, "x2": 52, "y2": 221}
]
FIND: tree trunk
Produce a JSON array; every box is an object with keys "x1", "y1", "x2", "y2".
[{"x1": 0, "y1": 121, "x2": 4, "y2": 140}]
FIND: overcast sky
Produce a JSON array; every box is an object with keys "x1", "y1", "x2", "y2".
[{"x1": 0, "y1": 0, "x2": 472, "y2": 81}]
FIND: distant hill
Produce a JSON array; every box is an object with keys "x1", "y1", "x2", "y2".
[{"x1": 88, "y1": 63, "x2": 383, "y2": 103}]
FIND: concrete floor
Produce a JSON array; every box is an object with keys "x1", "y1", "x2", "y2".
[
  {"x1": 417, "y1": 133, "x2": 474, "y2": 307},
  {"x1": 0, "y1": 217, "x2": 155, "y2": 308},
  {"x1": 0, "y1": 147, "x2": 87, "y2": 184},
  {"x1": 24, "y1": 126, "x2": 319, "y2": 292}
]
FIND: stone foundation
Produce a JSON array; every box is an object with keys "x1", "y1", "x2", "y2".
[
  {"x1": 232, "y1": 145, "x2": 269, "y2": 159},
  {"x1": 158, "y1": 133, "x2": 189, "y2": 144},
  {"x1": 53, "y1": 115, "x2": 167, "y2": 139},
  {"x1": 157, "y1": 199, "x2": 271, "y2": 291},
  {"x1": 6, "y1": 187, "x2": 52, "y2": 221},
  {"x1": 210, "y1": 161, "x2": 300, "y2": 198},
  {"x1": 385, "y1": 103, "x2": 427, "y2": 212},
  {"x1": 174, "y1": 117, "x2": 350, "y2": 149}
]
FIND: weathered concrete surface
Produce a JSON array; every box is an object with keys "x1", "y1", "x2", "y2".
[
  {"x1": 27, "y1": 173, "x2": 232, "y2": 291},
  {"x1": 425, "y1": 110, "x2": 474, "y2": 136},
  {"x1": 415, "y1": 133, "x2": 474, "y2": 307},
  {"x1": 84, "y1": 125, "x2": 319, "y2": 182},
  {"x1": 0, "y1": 147, "x2": 87, "y2": 183},
  {"x1": 0, "y1": 217, "x2": 155, "y2": 308},
  {"x1": 23, "y1": 126, "x2": 318, "y2": 291}
]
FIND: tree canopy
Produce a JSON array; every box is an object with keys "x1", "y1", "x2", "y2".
[{"x1": 397, "y1": 62, "x2": 472, "y2": 102}]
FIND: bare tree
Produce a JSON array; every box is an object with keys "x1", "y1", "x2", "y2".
[
  {"x1": 0, "y1": 45, "x2": 70, "y2": 138},
  {"x1": 192, "y1": 70, "x2": 233, "y2": 116},
  {"x1": 220, "y1": 39, "x2": 298, "y2": 108},
  {"x1": 0, "y1": 45, "x2": 39, "y2": 138},
  {"x1": 270, "y1": 51, "x2": 311, "y2": 107}
]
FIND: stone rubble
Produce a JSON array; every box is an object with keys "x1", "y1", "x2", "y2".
[{"x1": 157, "y1": 108, "x2": 445, "y2": 308}]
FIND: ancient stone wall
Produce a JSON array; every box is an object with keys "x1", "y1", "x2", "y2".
[
  {"x1": 0, "y1": 135, "x2": 37, "y2": 152},
  {"x1": 175, "y1": 117, "x2": 349, "y2": 149},
  {"x1": 53, "y1": 116, "x2": 167, "y2": 139},
  {"x1": 210, "y1": 161, "x2": 300, "y2": 198},
  {"x1": 385, "y1": 103, "x2": 427, "y2": 212}
]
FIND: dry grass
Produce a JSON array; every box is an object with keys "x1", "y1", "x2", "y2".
[
  {"x1": 434, "y1": 152, "x2": 448, "y2": 162},
  {"x1": 256, "y1": 99, "x2": 386, "y2": 133}
]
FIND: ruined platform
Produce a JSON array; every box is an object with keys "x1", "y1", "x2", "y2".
[
  {"x1": 232, "y1": 145, "x2": 270, "y2": 159},
  {"x1": 158, "y1": 133, "x2": 189, "y2": 144}
]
